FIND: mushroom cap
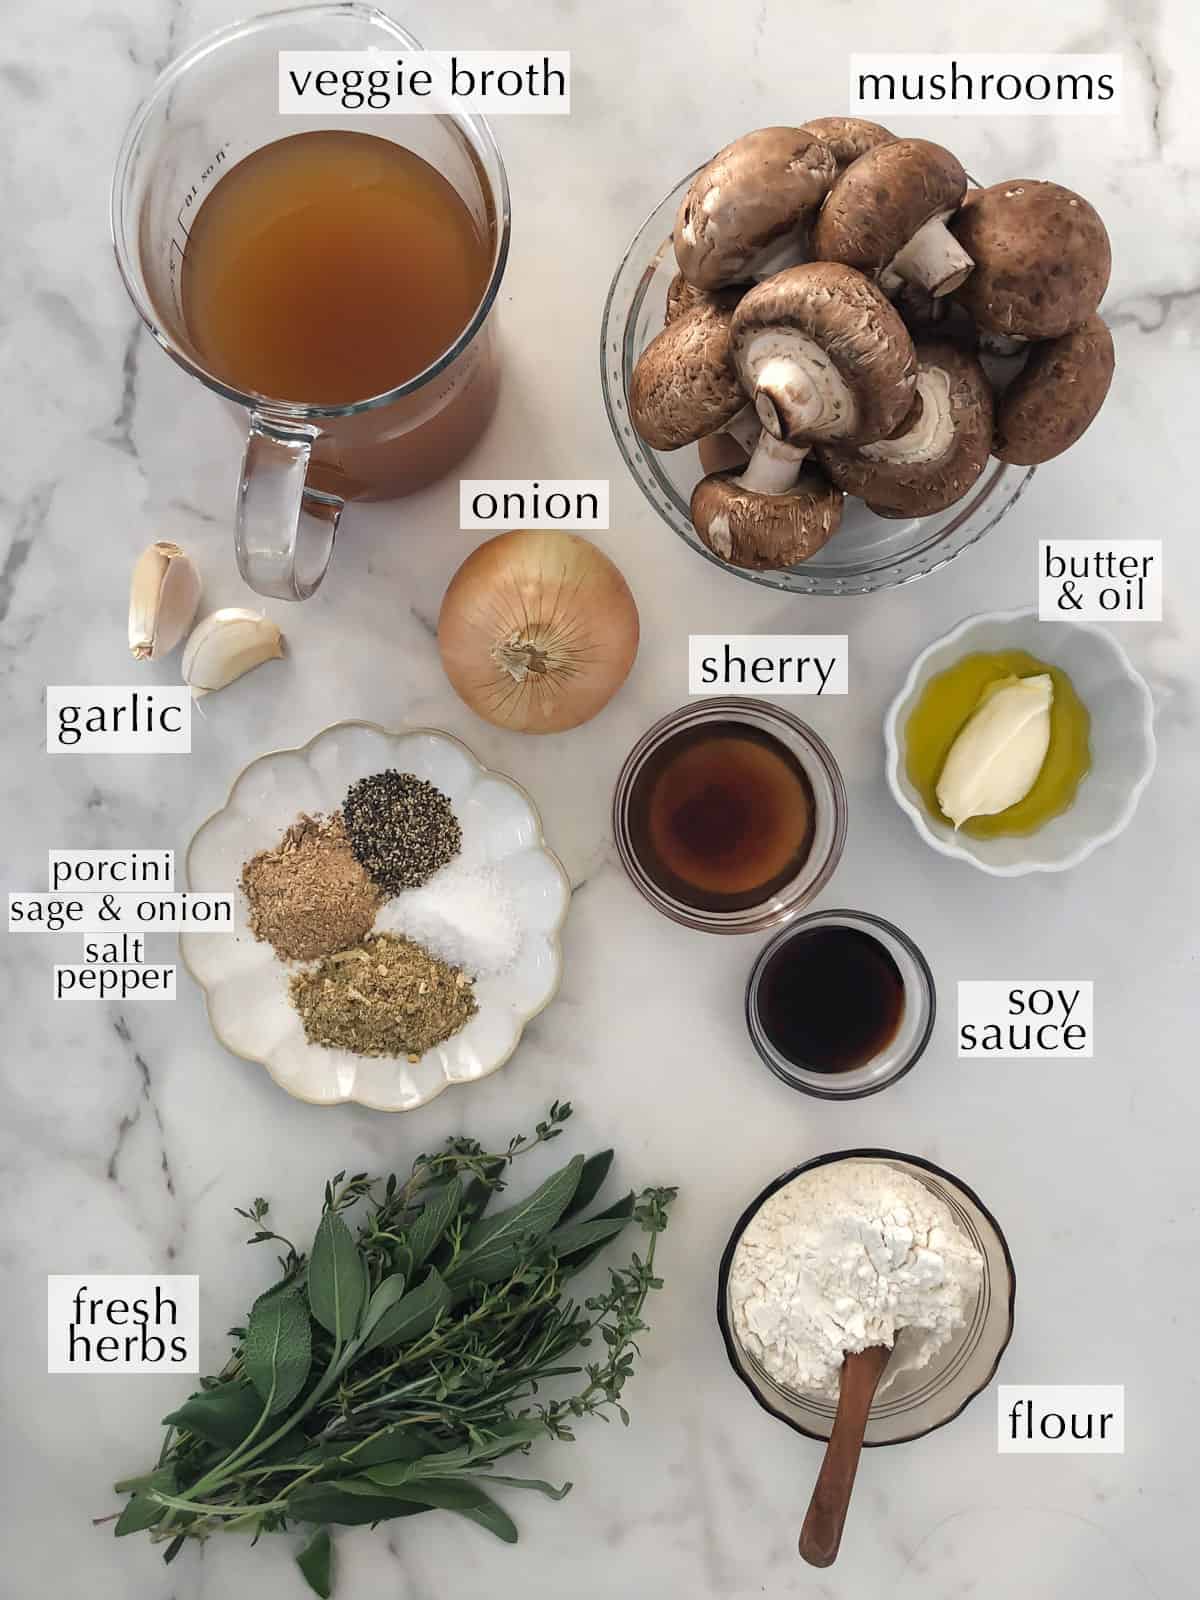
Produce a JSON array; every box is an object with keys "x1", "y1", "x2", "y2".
[
  {"x1": 629, "y1": 300, "x2": 745, "y2": 451},
  {"x1": 952, "y1": 181, "x2": 1112, "y2": 339},
  {"x1": 799, "y1": 116, "x2": 896, "y2": 171},
  {"x1": 812, "y1": 139, "x2": 967, "y2": 274},
  {"x1": 817, "y1": 340, "x2": 993, "y2": 516},
  {"x1": 993, "y1": 315, "x2": 1114, "y2": 465},
  {"x1": 690, "y1": 464, "x2": 843, "y2": 570},
  {"x1": 730, "y1": 262, "x2": 917, "y2": 445},
  {"x1": 665, "y1": 273, "x2": 743, "y2": 326},
  {"x1": 674, "y1": 128, "x2": 836, "y2": 290},
  {"x1": 895, "y1": 285, "x2": 980, "y2": 352}
]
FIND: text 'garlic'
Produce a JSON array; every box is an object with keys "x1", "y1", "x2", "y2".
[
  {"x1": 181, "y1": 609, "x2": 284, "y2": 699},
  {"x1": 936, "y1": 673, "x2": 1054, "y2": 829},
  {"x1": 128, "y1": 542, "x2": 201, "y2": 660}
]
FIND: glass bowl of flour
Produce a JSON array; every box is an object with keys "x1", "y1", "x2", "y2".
[{"x1": 717, "y1": 1151, "x2": 1015, "y2": 1445}]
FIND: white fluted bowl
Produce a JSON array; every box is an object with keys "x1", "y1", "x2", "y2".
[
  {"x1": 884, "y1": 609, "x2": 1156, "y2": 876},
  {"x1": 181, "y1": 722, "x2": 570, "y2": 1110}
]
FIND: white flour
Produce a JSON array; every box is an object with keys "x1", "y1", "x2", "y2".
[{"x1": 729, "y1": 1159, "x2": 983, "y2": 1400}]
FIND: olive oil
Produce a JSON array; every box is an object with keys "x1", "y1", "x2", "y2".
[
  {"x1": 626, "y1": 722, "x2": 816, "y2": 910},
  {"x1": 905, "y1": 649, "x2": 1091, "y2": 837}
]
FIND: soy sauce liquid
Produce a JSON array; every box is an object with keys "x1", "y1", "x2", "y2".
[
  {"x1": 756, "y1": 925, "x2": 905, "y2": 1073},
  {"x1": 627, "y1": 722, "x2": 816, "y2": 911}
]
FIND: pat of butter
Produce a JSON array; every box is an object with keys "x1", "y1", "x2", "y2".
[{"x1": 936, "y1": 674, "x2": 1054, "y2": 829}]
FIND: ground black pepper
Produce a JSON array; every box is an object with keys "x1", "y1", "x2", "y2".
[{"x1": 342, "y1": 769, "x2": 462, "y2": 895}]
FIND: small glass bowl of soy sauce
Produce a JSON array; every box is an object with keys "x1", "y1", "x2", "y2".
[{"x1": 745, "y1": 910, "x2": 936, "y2": 1099}]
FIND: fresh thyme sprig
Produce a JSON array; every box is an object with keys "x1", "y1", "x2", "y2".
[{"x1": 112, "y1": 1104, "x2": 676, "y2": 1597}]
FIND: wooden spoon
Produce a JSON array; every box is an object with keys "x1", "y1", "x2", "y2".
[{"x1": 798, "y1": 1344, "x2": 892, "y2": 1567}]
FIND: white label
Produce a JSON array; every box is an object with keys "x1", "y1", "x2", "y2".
[
  {"x1": 9, "y1": 893, "x2": 234, "y2": 933},
  {"x1": 958, "y1": 981, "x2": 1093, "y2": 1058},
  {"x1": 459, "y1": 479, "x2": 609, "y2": 530},
  {"x1": 278, "y1": 51, "x2": 570, "y2": 115},
  {"x1": 850, "y1": 54, "x2": 1122, "y2": 115},
  {"x1": 48, "y1": 850, "x2": 174, "y2": 892},
  {"x1": 48, "y1": 1275, "x2": 199, "y2": 1373},
  {"x1": 54, "y1": 964, "x2": 177, "y2": 1001},
  {"x1": 1038, "y1": 540, "x2": 1162, "y2": 621},
  {"x1": 998, "y1": 1386, "x2": 1124, "y2": 1453},
  {"x1": 47, "y1": 688, "x2": 191, "y2": 754},
  {"x1": 689, "y1": 636, "x2": 848, "y2": 697}
]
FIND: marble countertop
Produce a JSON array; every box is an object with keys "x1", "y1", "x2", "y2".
[{"x1": 3, "y1": 1, "x2": 1198, "y2": 1596}]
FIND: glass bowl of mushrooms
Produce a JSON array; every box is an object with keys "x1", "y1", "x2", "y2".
[{"x1": 601, "y1": 146, "x2": 1043, "y2": 597}]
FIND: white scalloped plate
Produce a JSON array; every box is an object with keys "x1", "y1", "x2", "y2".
[
  {"x1": 883, "y1": 609, "x2": 1156, "y2": 876},
  {"x1": 180, "y1": 722, "x2": 570, "y2": 1110}
]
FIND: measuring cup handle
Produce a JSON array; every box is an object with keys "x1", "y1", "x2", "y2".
[{"x1": 235, "y1": 415, "x2": 343, "y2": 600}]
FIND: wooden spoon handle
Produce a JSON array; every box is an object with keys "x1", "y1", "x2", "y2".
[{"x1": 799, "y1": 1346, "x2": 890, "y2": 1568}]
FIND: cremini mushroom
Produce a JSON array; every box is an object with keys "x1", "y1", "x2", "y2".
[
  {"x1": 798, "y1": 116, "x2": 896, "y2": 172},
  {"x1": 673, "y1": 127, "x2": 837, "y2": 290},
  {"x1": 813, "y1": 139, "x2": 974, "y2": 298},
  {"x1": 817, "y1": 341, "x2": 992, "y2": 517},
  {"x1": 952, "y1": 180, "x2": 1111, "y2": 340},
  {"x1": 993, "y1": 315, "x2": 1114, "y2": 465},
  {"x1": 691, "y1": 439, "x2": 843, "y2": 570},
  {"x1": 730, "y1": 262, "x2": 917, "y2": 455},
  {"x1": 629, "y1": 299, "x2": 745, "y2": 450},
  {"x1": 664, "y1": 274, "x2": 743, "y2": 326}
]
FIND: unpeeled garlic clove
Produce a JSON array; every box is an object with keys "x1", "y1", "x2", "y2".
[
  {"x1": 128, "y1": 541, "x2": 202, "y2": 660},
  {"x1": 181, "y1": 608, "x2": 284, "y2": 698}
]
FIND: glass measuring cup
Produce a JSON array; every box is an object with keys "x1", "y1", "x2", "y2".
[{"x1": 111, "y1": 3, "x2": 511, "y2": 600}]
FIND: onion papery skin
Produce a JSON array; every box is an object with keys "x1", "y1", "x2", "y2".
[{"x1": 437, "y1": 530, "x2": 640, "y2": 733}]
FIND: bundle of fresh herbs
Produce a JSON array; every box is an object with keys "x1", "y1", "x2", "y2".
[{"x1": 111, "y1": 1104, "x2": 675, "y2": 1597}]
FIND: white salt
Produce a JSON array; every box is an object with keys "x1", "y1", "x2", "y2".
[{"x1": 372, "y1": 859, "x2": 521, "y2": 977}]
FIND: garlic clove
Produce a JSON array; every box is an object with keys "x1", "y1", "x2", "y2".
[
  {"x1": 181, "y1": 608, "x2": 284, "y2": 699},
  {"x1": 129, "y1": 541, "x2": 202, "y2": 660}
]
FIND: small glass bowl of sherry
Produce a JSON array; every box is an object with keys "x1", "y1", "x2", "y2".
[
  {"x1": 612, "y1": 698, "x2": 847, "y2": 934},
  {"x1": 745, "y1": 910, "x2": 936, "y2": 1099}
]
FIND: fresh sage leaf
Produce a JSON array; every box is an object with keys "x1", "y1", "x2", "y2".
[
  {"x1": 545, "y1": 1208, "x2": 634, "y2": 1262},
  {"x1": 450, "y1": 1156, "x2": 584, "y2": 1285},
  {"x1": 162, "y1": 1383, "x2": 264, "y2": 1447},
  {"x1": 289, "y1": 1480, "x2": 432, "y2": 1528},
  {"x1": 358, "y1": 1267, "x2": 450, "y2": 1355},
  {"x1": 558, "y1": 1193, "x2": 636, "y2": 1278},
  {"x1": 364, "y1": 1420, "x2": 545, "y2": 1486},
  {"x1": 355, "y1": 1273, "x2": 408, "y2": 1349},
  {"x1": 308, "y1": 1212, "x2": 366, "y2": 1342},
  {"x1": 295, "y1": 1526, "x2": 333, "y2": 1598},
  {"x1": 245, "y1": 1289, "x2": 311, "y2": 1413},
  {"x1": 561, "y1": 1150, "x2": 614, "y2": 1220},
  {"x1": 113, "y1": 1468, "x2": 175, "y2": 1536},
  {"x1": 405, "y1": 1178, "x2": 463, "y2": 1270},
  {"x1": 452, "y1": 1486, "x2": 519, "y2": 1544},
  {"x1": 346, "y1": 1425, "x2": 440, "y2": 1467},
  {"x1": 482, "y1": 1473, "x2": 572, "y2": 1501}
]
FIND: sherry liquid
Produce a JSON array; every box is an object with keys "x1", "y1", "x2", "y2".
[{"x1": 627, "y1": 722, "x2": 816, "y2": 911}]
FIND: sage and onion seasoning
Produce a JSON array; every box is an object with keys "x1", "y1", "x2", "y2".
[
  {"x1": 289, "y1": 932, "x2": 477, "y2": 1060},
  {"x1": 343, "y1": 769, "x2": 462, "y2": 894}
]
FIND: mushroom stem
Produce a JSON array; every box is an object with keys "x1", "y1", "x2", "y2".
[
  {"x1": 725, "y1": 405, "x2": 763, "y2": 454},
  {"x1": 860, "y1": 369, "x2": 954, "y2": 466},
  {"x1": 883, "y1": 212, "x2": 974, "y2": 298},
  {"x1": 737, "y1": 431, "x2": 808, "y2": 495},
  {"x1": 742, "y1": 329, "x2": 858, "y2": 443},
  {"x1": 748, "y1": 232, "x2": 808, "y2": 280}
]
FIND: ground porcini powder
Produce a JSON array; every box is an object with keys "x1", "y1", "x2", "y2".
[
  {"x1": 241, "y1": 813, "x2": 383, "y2": 963},
  {"x1": 289, "y1": 932, "x2": 477, "y2": 1060}
]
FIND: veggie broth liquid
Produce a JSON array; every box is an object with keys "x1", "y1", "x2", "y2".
[{"x1": 179, "y1": 130, "x2": 499, "y2": 497}]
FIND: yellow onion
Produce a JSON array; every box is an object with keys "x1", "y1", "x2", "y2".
[{"x1": 438, "y1": 530, "x2": 639, "y2": 733}]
